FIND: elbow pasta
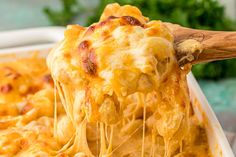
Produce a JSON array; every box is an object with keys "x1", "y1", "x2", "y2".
[{"x1": 0, "y1": 3, "x2": 211, "y2": 157}]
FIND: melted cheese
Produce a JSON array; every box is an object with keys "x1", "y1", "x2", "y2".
[
  {"x1": 47, "y1": 3, "x2": 211, "y2": 157},
  {"x1": 0, "y1": 3, "x2": 211, "y2": 157},
  {"x1": 0, "y1": 55, "x2": 64, "y2": 156}
]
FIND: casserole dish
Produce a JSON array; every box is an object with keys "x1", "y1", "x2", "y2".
[{"x1": 0, "y1": 27, "x2": 233, "y2": 157}]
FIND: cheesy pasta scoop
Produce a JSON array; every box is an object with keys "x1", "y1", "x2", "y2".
[{"x1": 47, "y1": 3, "x2": 211, "y2": 157}]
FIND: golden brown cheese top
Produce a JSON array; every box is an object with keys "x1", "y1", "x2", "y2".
[
  {"x1": 46, "y1": 3, "x2": 211, "y2": 157},
  {"x1": 47, "y1": 3, "x2": 177, "y2": 123},
  {"x1": 0, "y1": 55, "x2": 69, "y2": 156},
  {"x1": 0, "y1": 3, "x2": 212, "y2": 157}
]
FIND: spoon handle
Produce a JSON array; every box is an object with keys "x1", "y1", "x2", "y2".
[{"x1": 165, "y1": 23, "x2": 236, "y2": 66}]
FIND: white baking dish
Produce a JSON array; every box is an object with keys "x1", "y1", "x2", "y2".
[{"x1": 0, "y1": 27, "x2": 234, "y2": 157}]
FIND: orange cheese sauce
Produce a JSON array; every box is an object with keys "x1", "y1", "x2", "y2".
[{"x1": 0, "y1": 3, "x2": 211, "y2": 157}]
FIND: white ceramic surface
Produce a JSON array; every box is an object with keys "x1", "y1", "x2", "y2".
[{"x1": 188, "y1": 73, "x2": 234, "y2": 157}]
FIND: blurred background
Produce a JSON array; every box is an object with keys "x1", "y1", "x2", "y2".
[{"x1": 0, "y1": 0, "x2": 236, "y2": 152}]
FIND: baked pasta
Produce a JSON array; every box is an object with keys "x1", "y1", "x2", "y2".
[
  {"x1": 0, "y1": 55, "x2": 60, "y2": 156},
  {"x1": 47, "y1": 3, "x2": 211, "y2": 157},
  {"x1": 0, "y1": 3, "x2": 210, "y2": 157}
]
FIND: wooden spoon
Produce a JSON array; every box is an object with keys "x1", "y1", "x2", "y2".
[{"x1": 164, "y1": 23, "x2": 236, "y2": 66}]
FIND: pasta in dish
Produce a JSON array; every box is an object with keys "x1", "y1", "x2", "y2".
[
  {"x1": 0, "y1": 3, "x2": 210, "y2": 157},
  {"x1": 47, "y1": 3, "x2": 211, "y2": 157},
  {"x1": 0, "y1": 55, "x2": 61, "y2": 156}
]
